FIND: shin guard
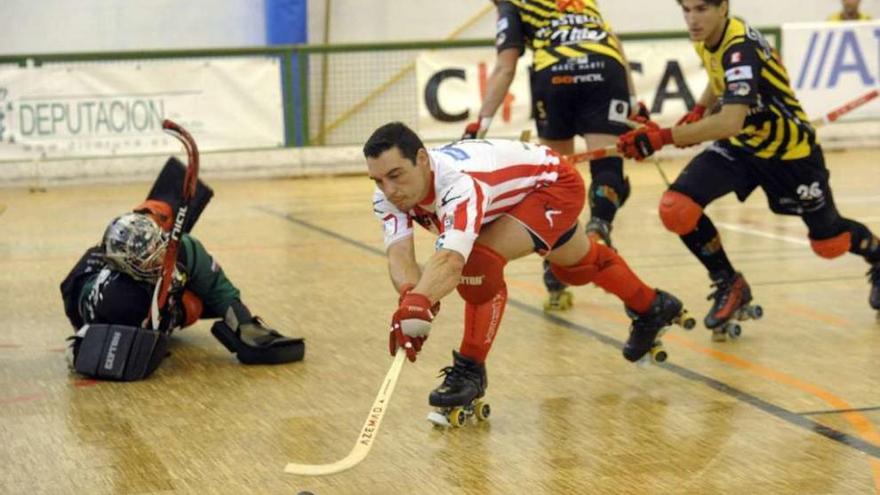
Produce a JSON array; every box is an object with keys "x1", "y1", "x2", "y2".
[{"x1": 459, "y1": 285, "x2": 508, "y2": 363}]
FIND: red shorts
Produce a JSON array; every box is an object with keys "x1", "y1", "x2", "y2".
[{"x1": 506, "y1": 159, "x2": 585, "y2": 255}]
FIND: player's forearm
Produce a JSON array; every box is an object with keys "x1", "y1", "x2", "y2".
[
  {"x1": 477, "y1": 64, "x2": 517, "y2": 119},
  {"x1": 387, "y1": 240, "x2": 421, "y2": 294},
  {"x1": 671, "y1": 107, "x2": 746, "y2": 146},
  {"x1": 696, "y1": 85, "x2": 718, "y2": 109},
  {"x1": 412, "y1": 249, "x2": 465, "y2": 303}
]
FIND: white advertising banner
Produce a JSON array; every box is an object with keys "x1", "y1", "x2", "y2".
[
  {"x1": 415, "y1": 39, "x2": 716, "y2": 142},
  {"x1": 0, "y1": 58, "x2": 284, "y2": 160},
  {"x1": 783, "y1": 21, "x2": 880, "y2": 122}
]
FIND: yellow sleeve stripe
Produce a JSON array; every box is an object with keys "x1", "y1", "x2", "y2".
[
  {"x1": 521, "y1": 0, "x2": 555, "y2": 17},
  {"x1": 761, "y1": 69, "x2": 796, "y2": 98},
  {"x1": 521, "y1": 12, "x2": 550, "y2": 28}
]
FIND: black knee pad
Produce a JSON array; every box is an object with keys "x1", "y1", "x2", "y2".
[
  {"x1": 802, "y1": 206, "x2": 847, "y2": 240},
  {"x1": 589, "y1": 157, "x2": 630, "y2": 210}
]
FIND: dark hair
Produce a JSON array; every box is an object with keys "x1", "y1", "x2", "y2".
[
  {"x1": 363, "y1": 122, "x2": 425, "y2": 165},
  {"x1": 677, "y1": 0, "x2": 725, "y2": 5}
]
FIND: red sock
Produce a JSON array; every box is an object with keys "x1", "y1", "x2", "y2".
[
  {"x1": 591, "y1": 243, "x2": 656, "y2": 313},
  {"x1": 458, "y1": 285, "x2": 508, "y2": 363}
]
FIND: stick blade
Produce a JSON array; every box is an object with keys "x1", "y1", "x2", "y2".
[{"x1": 283, "y1": 457, "x2": 360, "y2": 476}]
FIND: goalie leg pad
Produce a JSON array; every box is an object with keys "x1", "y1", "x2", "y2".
[{"x1": 71, "y1": 324, "x2": 168, "y2": 381}]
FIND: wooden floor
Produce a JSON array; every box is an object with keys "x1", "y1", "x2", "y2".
[{"x1": 1, "y1": 148, "x2": 879, "y2": 495}]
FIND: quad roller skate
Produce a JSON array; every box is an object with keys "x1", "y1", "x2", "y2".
[
  {"x1": 585, "y1": 217, "x2": 614, "y2": 248},
  {"x1": 623, "y1": 289, "x2": 695, "y2": 365},
  {"x1": 704, "y1": 272, "x2": 763, "y2": 342},
  {"x1": 426, "y1": 351, "x2": 491, "y2": 428},
  {"x1": 542, "y1": 259, "x2": 573, "y2": 312}
]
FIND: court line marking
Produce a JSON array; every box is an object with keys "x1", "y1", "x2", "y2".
[
  {"x1": 801, "y1": 406, "x2": 880, "y2": 416},
  {"x1": 259, "y1": 207, "x2": 880, "y2": 469}
]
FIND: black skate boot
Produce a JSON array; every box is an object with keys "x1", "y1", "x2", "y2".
[
  {"x1": 623, "y1": 290, "x2": 691, "y2": 363},
  {"x1": 427, "y1": 350, "x2": 490, "y2": 427},
  {"x1": 704, "y1": 272, "x2": 763, "y2": 341},
  {"x1": 543, "y1": 259, "x2": 573, "y2": 311},
  {"x1": 868, "y1": 263, "x2": 880, "y2": 311},
  {"x1": 585, "y1": 217, "x2": 613, "y2": 248}
]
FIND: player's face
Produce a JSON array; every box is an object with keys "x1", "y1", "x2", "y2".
[
  {"x1": 679, "y1": 0, "x2": 728, "y2": 43},
  {"x1": 367, "y1": 146, "x2": 430, "y2": 211}
]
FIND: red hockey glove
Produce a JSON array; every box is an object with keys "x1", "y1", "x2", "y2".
[
  {"x1": 389, "y1": 292, "x2": 436, "y2": 362},
  {"x1": 676, "y1": 104, "x2": 706, "y2": 126},
  {"x1": 617, "y1": 123, "x2": 674, "y2": 161},
  {"x1": 462, "y1": 121, "x2": 481, "y2": 140},
  {"x1": 461, "y1": 116, "x2": 492, "y2": 140},
  {"x1": 398, "y1": 283, "x2": 440, "y2": 316}
]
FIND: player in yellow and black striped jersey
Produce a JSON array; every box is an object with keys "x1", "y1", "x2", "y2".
[
  {"x1": 616, "y1": 0, "x2": 880, "y2": 327},
  {"x1": 463, "y1": 0, "x2": 645, "y2": 311},
  {"x1": 828, "y1": 0, "x2": 872, "y2": 21}
]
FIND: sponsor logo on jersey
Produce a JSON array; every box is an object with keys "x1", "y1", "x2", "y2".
[
  {"x1": 725, "y1": 65, "x2": 753, "y2": 82},
  {"x1": 728, "y1": 81, "x2": 752, "y2": 96},
  {"x1": 731, "y1": 51, "x2": 742, "y2": 63},
  {"x1": 551, "y1": 73, "x2": 604, "y2": 84}
]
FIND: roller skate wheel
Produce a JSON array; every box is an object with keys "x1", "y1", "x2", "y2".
[
  {"x1": 449, "y1": 407, "x2": 467, "y2": 427},
  {"x1": 543, "y1": 291, "x2": 573, "y2": 312},
  {"x1": 749, "y1": 305, "x2": 763, "y2": 320},
  {"x1": 710, "y1": 329, "x2": 727, "y2": 342},
  {"x1": 651, "y1": 346, "x2": 668, "y2": 363},
  {"x1": 427, "y1": 411, "x2": 451, "y2": 427},
  {"x1": 679, "y1": 311, "x2": 696, "y2": 330},
  {"x1": 726, "y1": 323, "x2": 742, "y2": 339},
  {"x1": 475, "y1": 401, "x2": 491, "y2": 421}
]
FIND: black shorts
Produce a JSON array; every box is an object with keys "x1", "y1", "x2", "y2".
[
  {"x1": 671, "y1": 141, "x2": 834, "y2": 216},
  {"x1": 530, "y1": 54, "x2": 631, "y2": 140}
]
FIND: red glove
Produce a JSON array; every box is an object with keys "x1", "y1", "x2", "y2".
[
  {"x1": 389, "y1": 292, "x2": 436, "y2": 362},
  {"x1": 676, "y1": 104, "x2": 706, "y2": 126},
  {"x1": 398, "y1": 283, "x2": 440, "y2": 316},
  {"x1": 462, "y1": 121, "x2": 481, "y2": 140},
  {"x1": 461, "y1": 116, "x2": 492, "y2": 140},
  {"x1": 617, "y1": 123, "x2": 674, "y2": 161}
]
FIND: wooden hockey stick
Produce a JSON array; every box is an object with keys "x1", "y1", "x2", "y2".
[
  {"x1": 565, "y1": 144, "x2": 618, "y2": 165},
  {"x1": 812, "y1": 89, "x2": 878, "y2": 127},
  {"x1": 149, "y1": 119, "x2": 200, "y2": 330},
  {"x1": 284, "y1": 349, "x2": 407, "y2": 476}
]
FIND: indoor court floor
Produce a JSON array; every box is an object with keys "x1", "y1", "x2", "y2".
[{"x1": 1, "y1": 148, "x2": 879, "y2": 494}]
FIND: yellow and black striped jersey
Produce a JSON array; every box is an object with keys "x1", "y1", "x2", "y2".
[
  {"x1": 495, "y1": 0, "x2": 624, "y2": 71},
  {"x1": 827, "y1": 12, "x2": 872, "y2": 21},
  {"x1": 696, "y1": 17, "x2": 816, "y2": 160}
]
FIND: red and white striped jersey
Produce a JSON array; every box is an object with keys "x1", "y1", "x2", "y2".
[{"x1": 373, "y1": 139, "x2": 565, "y2": 259}]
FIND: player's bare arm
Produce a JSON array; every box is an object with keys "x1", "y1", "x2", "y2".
[
  {"x1": 411, "y1": 248, "x2": 466, "y2": 303},
  {"x1": 672, "y1": 103, "x2": 749, "y2": 146},
  {"x1": 386, "y1": 236, "x2": 421, "y2": 294},
  {"x1": 476, "y1": 48, "x2": 520, "y2": 124}
]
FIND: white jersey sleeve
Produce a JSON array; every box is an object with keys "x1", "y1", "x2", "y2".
[
  {"x1": 372, "y1": 188, "x2": 413, "y2": 249},
  {"x1": 434, "y1": 174, "x2": 488, "y2": 260}
]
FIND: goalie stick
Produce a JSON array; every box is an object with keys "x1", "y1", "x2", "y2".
[{"x1": 149, "y1": 119, "x2": 200, "y2": 330}]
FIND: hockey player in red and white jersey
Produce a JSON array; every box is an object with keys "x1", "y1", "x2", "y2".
[{"x1": 365, "y1": 122, "x2": 692, "y2": 426}]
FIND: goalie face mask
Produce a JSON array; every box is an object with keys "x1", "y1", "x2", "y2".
[{"x1": 102, "y1": 213, "x2": 168, "y2": 282}]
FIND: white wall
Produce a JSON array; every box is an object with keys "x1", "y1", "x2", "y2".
[
  {"x1": 1, "y1": 0, "x2": 266, "y2": 55},
  {"x1": 309, "y1": 0, "x2": 880, "y2": 43},
  {"x1": 4, "y1": 0, "x2": 880, "y2": 55}
]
